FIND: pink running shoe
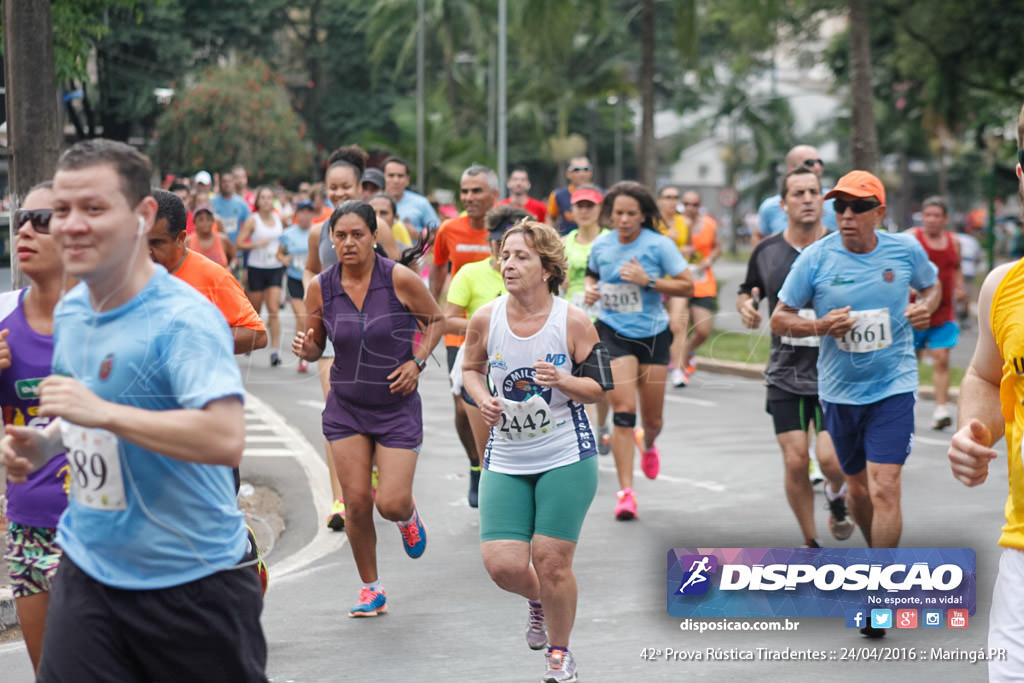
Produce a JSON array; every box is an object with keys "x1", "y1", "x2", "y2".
[
  {"x1": 635, "y1": 427, "x2": 660, "y2": 479},
  {"x1": 614, "y1": 488, "x2": 637, "y2": 520}
]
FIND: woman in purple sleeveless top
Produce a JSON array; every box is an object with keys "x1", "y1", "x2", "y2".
[
  {"x1": 1, "y1": 182, "x2": 75, "y2": 672},
  {"x1": 293, "y1": 200, "x2": 443, "y2": 618}
]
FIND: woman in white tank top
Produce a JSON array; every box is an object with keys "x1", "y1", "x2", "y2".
[
  {"x1": 462, "y1": 219, "x2": 610, "y2": 683},
  {"x1": 238, "y1": 186, "x2": 286, "y2": 365}
]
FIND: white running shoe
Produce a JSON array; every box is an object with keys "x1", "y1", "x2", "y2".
[
  {"x1": 931, "y1": 404, "x2": 952, "y2": 431},
  {"x1": 808, "y1": 456, "x2": 824, "y2": 485}
]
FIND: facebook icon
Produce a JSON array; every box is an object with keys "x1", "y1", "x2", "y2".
[{"x1": 845, "y1": 609, "x2": 866, "y2": 629}]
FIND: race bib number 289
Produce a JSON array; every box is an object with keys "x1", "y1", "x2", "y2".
[{"x1": 60, "y1": 422, "x2": 127, "y2": 511}]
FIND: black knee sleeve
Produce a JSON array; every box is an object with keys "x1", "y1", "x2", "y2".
[{"x1": 613, "y1": 411, "x2": 636, "y2": 428}]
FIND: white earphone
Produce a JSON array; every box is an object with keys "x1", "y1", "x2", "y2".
[{"x1": 137, "y1": 216, "x2": 146, "y2": 236}]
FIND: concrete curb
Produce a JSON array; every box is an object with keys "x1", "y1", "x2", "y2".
[
  {"x1": 694, "y1": 356, "x2": 958, "y2": 402},
  {"x1": 0, "y1": 586, "x2": 15, "y2": 631}
]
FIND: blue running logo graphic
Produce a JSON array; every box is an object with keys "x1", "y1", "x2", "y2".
[{"x1": 676, "y1": 555, "x2": 718, "y2": 595}]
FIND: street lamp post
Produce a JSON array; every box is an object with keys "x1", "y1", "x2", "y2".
[{"x1": 416, "y1": 0, "x2": 425, "y2": 193}]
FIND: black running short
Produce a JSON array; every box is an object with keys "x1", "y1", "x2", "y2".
[
  {"x1": 286, "y1": 275, "x2": 304, "y2": 300},
  {"x1": 594, "y1": 320, "x2": 672, "y2": 366},
  {"x1": 689, "y1": 296, "x2": 717, "y2": 312},
  {"x1": 38, "y1": 554, "x2": 268, "y2": 683},
  {"x1": 247, "y1": 266, "x2": 284, "y2": 292},
  {"x1": 765, "y1": 384, "x2": 823, "y2": 435}
]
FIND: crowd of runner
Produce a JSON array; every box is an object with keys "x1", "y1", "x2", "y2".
[{"x1": 0, "y1": 126, "x2": 1019, "y2": 683}]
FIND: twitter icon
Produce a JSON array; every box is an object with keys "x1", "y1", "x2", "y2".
[{"x1": 870, "y1": 609, "x2": 893, "y2": 629}]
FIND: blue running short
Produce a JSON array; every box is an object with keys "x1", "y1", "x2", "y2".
[
  {"x1": 913, "y1": 320, "x2": 959, "y2": 350},
  {"x1": 821, "y1": 392, "x2": 916, "y2": 475}
]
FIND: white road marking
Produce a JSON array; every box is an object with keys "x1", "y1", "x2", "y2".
[
  {"x1": 663, "y1": 394, "x2": 718, "y2": 408},
  {"x1": 244, "y1": 448, "x2": 298, "y2": 457},
  {"x1": 298, "y1": 399, "x2": 326, "y2": 410},
  {"x1": 246, "y1": 434, "x2": 291, "y2": 444},
  {"x1": 914, "y1": 434, "x2": 952, "y2": 447},
  {"x1": 243, "y1": 392, "x2": 345, "y2": 581},
  {"x1": 597, "y1": 462, "x2": 726, "y2": 492}
]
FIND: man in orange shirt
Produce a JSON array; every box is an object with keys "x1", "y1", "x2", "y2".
[
  {"x1": 677, "y1": 191, "x2": 720, "y2": 387},
  {"x1": 149, "y1": 190, "x2": 268, "y2": 355},
  {"x1": 429, "y1": 164, "x2": 498, "y2": 506}
]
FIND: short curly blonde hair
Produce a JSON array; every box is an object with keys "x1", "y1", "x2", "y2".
[{"x1": 500, "y1": 219, "x2": 568, "y2": 295}]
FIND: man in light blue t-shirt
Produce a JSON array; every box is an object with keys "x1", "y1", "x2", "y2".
[
  {"x1": 755, "y1": 144, "x2": 837, "y2": 244},
  {"x1": 0, "y1": 140, "x2": 267, "y2": 681},
  {"x1": 384, "y1": 155, "x2": 440, "y2": 232},
  {"x1": 771, "y1": 170, "x2": 938, "y2": 563},
  {"x1": 210, "y1": 171, "x2": 251, "y2": 243}
]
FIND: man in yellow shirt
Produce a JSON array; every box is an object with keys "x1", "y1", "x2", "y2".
[{"x1": 947, "y1": 101, "x2": 1024, "y2": 682}]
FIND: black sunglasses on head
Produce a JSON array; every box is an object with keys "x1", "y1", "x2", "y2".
[
  {"x1": 801, "y1": 158, "x2": 824, "y2": 169},
  {"x1": 14, "y1": 208, "x2": 53, "y2": 233},
  {"x1": 833, "y1": 197, "x2": 881, "y2": 215}
]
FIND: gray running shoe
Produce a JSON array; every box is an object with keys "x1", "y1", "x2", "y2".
[
  {"x1": 543, "y1": 648, "x2": 578, "y2": 683},
  {"x1": 526, "y1": 600, "x2": 547, "y2": 650},
  {"x1": 825, "y1": 483, "x2": 855, "y2": 541}
]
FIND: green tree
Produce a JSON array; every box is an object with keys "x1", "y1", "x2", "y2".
[{"x1": 152, "y1": 60, "x2": 311, "y2": 183}]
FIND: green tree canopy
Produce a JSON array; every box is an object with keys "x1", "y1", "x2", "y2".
[{"x1": 152, "y1": 60, "x2": 311, "y2": 183}]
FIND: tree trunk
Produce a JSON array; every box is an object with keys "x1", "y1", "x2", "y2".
[
  {"x1": 3, "y1": 1, "x2": 62, "y2": 287},
  {"x1": 848, "y1": 0, "x2": 878, "y2": 171},
  {"x1": 637, "y1": 0, "x2": 656, "y2": 187}
]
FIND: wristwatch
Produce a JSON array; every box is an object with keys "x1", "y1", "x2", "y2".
[
  {"x1": 414, "y1": 357, "x2": 428, "y2": 373},
  {"x1": 646, "y1": 277, "x2": 656, "y2": 290}
]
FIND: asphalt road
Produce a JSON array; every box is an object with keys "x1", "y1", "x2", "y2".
[
  {"x1": 239, "y1": 347, "x2": 1002, "y2": 683},
  {"x1": 0, "y1": 265, "x2": 1006, "y2": 682}
]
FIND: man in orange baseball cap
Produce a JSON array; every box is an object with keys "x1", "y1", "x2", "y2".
[{"x1": 770, "y1": 169, "x2": 941, "y2": 636}]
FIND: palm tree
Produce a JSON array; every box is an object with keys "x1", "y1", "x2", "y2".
[{"x1": 848, "y1": 0, "x2": 878, "y2": 170}]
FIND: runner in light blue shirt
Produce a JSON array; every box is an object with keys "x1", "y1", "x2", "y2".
[
  {"x1": 756, "y1": 145, "x2": 838, "y2": 241},
  {"x1": 582, "y1": 182, "x2": 692, "y2": 522},
  {"x1": 0, "y1": 140, "x2": 266, "y2": 680},
  {"x1": 771, "y1": 170, "x2": 939, "y2": 567}
]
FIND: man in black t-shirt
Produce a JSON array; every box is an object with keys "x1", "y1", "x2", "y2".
[{"x1": 736, "y1": 167, "x2": 853, "y2": 549}]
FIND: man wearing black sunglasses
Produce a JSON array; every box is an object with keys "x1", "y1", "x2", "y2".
[
  {"x1": 754, "y1": 145, "x2": 838, "y2": 246},
  {"x1": 770, "y1": 170, "x2": 939, "y2": 576},
  {"x1": 546, "y1": 155, "x2": 594, "y2": 236}
]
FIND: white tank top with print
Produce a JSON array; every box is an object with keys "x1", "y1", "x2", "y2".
[{"x1": 483, "y1": 295, "x2": 596, "y2": 475}]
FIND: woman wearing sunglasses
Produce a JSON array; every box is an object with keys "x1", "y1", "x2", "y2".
[{"x1": 0, "y1": 182, "x2": 75, "y2": 672}]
